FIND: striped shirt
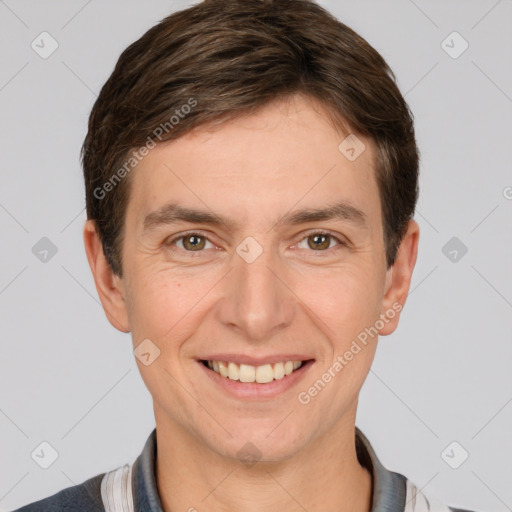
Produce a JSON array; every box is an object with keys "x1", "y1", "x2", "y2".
[{"x1": 12, "y1": 427, "x2": 478, "y2": 512}]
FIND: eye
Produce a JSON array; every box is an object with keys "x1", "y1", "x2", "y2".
[
  {"x1": 165, "y1": 230, "x2": 346, "y2": 255},
  {"x1": 295, "y1": 231, "x2": 345, "y2": 252},
  {"x1": 167, "y1": 232, "x2": 215, "y2": 252}
]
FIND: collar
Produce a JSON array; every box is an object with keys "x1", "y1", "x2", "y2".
[{"x1": 131, "y1": 426, "x2": 407, "y2": 511}]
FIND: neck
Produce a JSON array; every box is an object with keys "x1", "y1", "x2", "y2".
[{"x1": 154, "y1": 410, "x2": 372, "y2": 512}]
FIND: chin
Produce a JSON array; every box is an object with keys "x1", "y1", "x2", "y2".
[{"x1": 204, "y1": 419, "x2": 309, "y2": 464}]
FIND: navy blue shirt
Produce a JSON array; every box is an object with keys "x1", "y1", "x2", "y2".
[{"x1": 11, "y1": 427, "x2": 476, "y2": 512}]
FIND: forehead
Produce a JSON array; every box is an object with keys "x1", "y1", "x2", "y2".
[{"x1": 126, "y1": 94, "x2": 381, "y2": 229}]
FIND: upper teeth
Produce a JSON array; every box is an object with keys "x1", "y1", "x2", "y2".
[{"x1": 206, "y1": 360, "x2": 303, "y2": 383}]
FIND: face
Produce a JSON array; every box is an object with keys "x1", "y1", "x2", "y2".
[{"x1": 86, "y1": 93, "x2": 418, "y2": 463}]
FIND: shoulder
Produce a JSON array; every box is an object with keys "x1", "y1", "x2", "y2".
[
  {"x1": 405, "y1": 477, "x2": 481, "y2": 512},
  {"x1": 10, "y1": 472, "x2": 105, "y2": 512}
]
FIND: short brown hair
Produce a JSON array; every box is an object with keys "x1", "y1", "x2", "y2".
[{"x1": 82, "y1": 0, "x2": 419, "y2": 277}]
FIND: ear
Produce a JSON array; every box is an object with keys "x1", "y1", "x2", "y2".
[
  {"x1": 378, "y1": 219, "x2": 420, "y2": 336},
  {"x1": 83, "y1": 219, "x2": 130, "y2": 333}
]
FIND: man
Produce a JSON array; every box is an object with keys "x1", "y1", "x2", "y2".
[{"x1": 13, "y1": 0, "x2": 478, "y2": 510}]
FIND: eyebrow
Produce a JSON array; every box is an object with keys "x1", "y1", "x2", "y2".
[{"x1": 142, "y1": 200, "x2": 367, "y2": 233}]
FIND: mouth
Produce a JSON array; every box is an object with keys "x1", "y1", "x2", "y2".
[
  {"x1": 199, "y1": 359, "x2": 310, "y2": 383},
  {"x1": 196, "y1": 355, "x2": 316, "y2": 399}
]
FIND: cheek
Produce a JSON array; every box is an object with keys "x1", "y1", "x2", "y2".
[
  {"x1": 296, "y1": 270, "x2": 382, "y2": 414},
  {"x1": 124, "y1": 266, "x2": 175, "y2": 337},
  {"x1": 126, "y1": 266, "x2": 217, "y2": 342},
  {"x1": 297, "y1": 266, "x2": 384, "y2": 339}
]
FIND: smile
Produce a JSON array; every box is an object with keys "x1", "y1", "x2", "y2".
[{"x1": 201, "y1": 360, "x2": 303, "y2": 383}]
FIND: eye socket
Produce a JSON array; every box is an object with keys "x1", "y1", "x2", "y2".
[
  {"x1": 294, "y1": 231, "x2": 345, "y2": 252},
  {"x1": 167, "y1": 232, "x2": 215, "y2": 252},
  {"x1": 165, "y1": 230, "x2": 346, "y2": 254}
]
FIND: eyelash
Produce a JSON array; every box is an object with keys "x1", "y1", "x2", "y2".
[{"x1": 165, "y1": 229, "x2": 347, "y2": 255}]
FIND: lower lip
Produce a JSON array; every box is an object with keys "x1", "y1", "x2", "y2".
[{"x1": 197, "y1": 360, "x2": 315, "y2": 400}]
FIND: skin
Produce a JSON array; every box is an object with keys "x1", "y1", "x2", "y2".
[{"x1": 84, "y1": 93, "x2": 419, "y2": 512}]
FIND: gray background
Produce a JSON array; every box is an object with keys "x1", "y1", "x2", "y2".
[{"x1": 0, "y1": 0, "x2": 511, "y2": 510}]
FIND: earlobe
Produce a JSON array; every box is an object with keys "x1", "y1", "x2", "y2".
[
  {"x1": 83, "y1": 220, "x2": 131, "y2": 333},
  {"x1": 378, "y1": 219, "x2": 420, "y2": 336}
]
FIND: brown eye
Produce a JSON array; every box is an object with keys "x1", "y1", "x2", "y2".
[
  {"x1": 165, "y1": 231, "x2": 217, "y2": 256},
  {"x1": 307, "y1": 233, "x2": 331, "y2": 250},
  {"x1": 296, "y1": 232, "x2": 344, "y2": 252},
  {"x1": 181, "y1": 234, "x2": 207, "y2": 251},
  {"x1": 167, "y1": 232, "x2": 214, "y2": 252}
]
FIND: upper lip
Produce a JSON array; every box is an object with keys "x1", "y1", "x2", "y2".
[{"x1": 198, "y1": 354, "x2": 315, "y2": 366}]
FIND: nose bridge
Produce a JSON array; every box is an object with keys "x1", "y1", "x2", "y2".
[{"x1": 216, "y1": 236, "x2": 294, "y2": 341}]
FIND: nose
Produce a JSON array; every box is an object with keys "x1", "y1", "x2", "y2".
[{"x1": 215, "y1": 239, "x2": 295, "y2": 343}]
